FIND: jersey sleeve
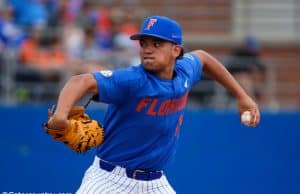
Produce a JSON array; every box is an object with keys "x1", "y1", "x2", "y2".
[
  {"x1": 177, "y1": 52, "x2": 203, "y2": 86},
  {"x1": 92, "y1": 67, "x2": 145, "y2": 104}
]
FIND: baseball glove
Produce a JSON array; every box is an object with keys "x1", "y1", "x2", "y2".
[{"x1": 44, "y1": 106, "x2": 104, "y2": 153}]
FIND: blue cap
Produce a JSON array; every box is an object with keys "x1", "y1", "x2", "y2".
[
  {"x1": 130, "y1": 16, "x2": 182, "y2": 45},
  {"x1": 245, "y1": 35, "x2": 260, "y2": 54}
]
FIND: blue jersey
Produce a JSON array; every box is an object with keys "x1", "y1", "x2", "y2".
[{"x1": 92, "y1": 52, "x2": 202, "y2": 171}]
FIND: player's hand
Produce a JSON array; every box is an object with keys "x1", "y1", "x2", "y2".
[
  {"x1": 237, "y1": 95, "x2": 260, "y2": 127},
  {"x1": 47, "y1": 108, "x2": 69, "y2": 130}
]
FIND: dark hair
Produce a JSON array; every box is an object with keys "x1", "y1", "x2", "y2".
[{"x1": 176, "y1": 47, "x2": 184, "y2": 59}]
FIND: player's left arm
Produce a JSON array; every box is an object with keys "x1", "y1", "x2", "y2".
[
  {"x1": 47, "y1": 73, "x2": 98, "y2": 130},
  {"x1": 193, "y1": 49, "x2": 260, "y2": 127}
]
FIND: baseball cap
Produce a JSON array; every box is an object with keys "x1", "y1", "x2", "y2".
[
  {"x1": 130, "y1": 16, "x2": 182, "y2": 45},
  {"x1": 245, "y1": 35, "x2": 260, "y2": 54}
]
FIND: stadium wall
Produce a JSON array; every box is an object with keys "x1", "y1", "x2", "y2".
[{"x1": 0, "y1": 106, "x2": 299, "y2": 194}]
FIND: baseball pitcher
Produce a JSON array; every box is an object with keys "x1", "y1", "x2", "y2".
[{"x1": 44, "y1": 16, "x2": 260, "y2": 193}]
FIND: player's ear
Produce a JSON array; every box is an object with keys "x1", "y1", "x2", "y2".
[
  {"x1": 172, "y1": 45, "x2": 179, "y2": 57},
  {"x1": 173, "y1": 45, "x2": 184, "y2": 59}
]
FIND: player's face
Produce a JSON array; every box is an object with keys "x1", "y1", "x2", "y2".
[{"x1": 139, "y1": 36, "x2": 181, "y2": 76}]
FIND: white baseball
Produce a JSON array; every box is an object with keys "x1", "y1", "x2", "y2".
[{"x1": 241, "y1": 111, "x2": 252, "y2": 123}]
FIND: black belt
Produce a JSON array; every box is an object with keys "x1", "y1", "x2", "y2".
[{"x1": 99, "y1": 159, "x2": 163, "y2": 181}]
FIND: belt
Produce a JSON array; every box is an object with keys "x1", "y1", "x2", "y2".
[{"x1": 99, "y1": 159, "x2": 163, "y2": 181}]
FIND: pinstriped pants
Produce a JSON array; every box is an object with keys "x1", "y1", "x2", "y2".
[{"x1": 76, "y1": 157, "x2": 176, "y2": 194}]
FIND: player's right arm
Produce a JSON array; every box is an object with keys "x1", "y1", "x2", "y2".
[
  {"x1": 193, "y1": 49, "x2": 260, "y2": 127},
  {"x1": 47, "y1": 73, "x2": 98, "y2": 130}
]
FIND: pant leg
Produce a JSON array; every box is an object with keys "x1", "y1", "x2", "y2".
[
  {"x1": 76, "y1": 157, "x2": 137, "y2": 194},
  {"x1": 76, "y1": 157, "x2": 176, "y2": 194},
  {"x1": 137, "y1": 175, "x2": 176, "y2": 194}
]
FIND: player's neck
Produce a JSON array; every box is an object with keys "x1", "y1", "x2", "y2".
[{"x1": 154, "y1": 65, "x2": 175, "y2": 80}]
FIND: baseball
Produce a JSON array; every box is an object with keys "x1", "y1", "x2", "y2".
[{"x1": 241, "y1": 111, "x2": 252, "y2": 123}]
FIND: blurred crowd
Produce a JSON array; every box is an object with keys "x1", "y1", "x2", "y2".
[
  {"x1": 226, "y1": 35, "x2": 266, "y2": 107},
  {"x1": 0, "y1": 0, "x2": 148, "y2": 102},
  {"x1": 0, "y1": 0, "x2": 267, "y2": 107},
  {"x1": 0, "y1": 0, "x2": 144, "y2": 82}
]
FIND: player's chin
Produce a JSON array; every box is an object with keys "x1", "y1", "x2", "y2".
[{"x1": 142, "y1": 61, "x2": 158, "y2": 71}]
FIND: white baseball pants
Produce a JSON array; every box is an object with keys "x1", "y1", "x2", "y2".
[{"x1": 76, "y1": 157, "x2": 176, "y2": 194}]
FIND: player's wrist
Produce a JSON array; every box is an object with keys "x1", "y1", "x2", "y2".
[
  {"x1": 48, "y1": 114, "x2": 69, "y2": 130},
  {"x1": 235, "y1": 90, "x2": 249, "y2": 101},
  {"x1": 53, "y1": 112, "x2": 68, "y2": 121}
]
